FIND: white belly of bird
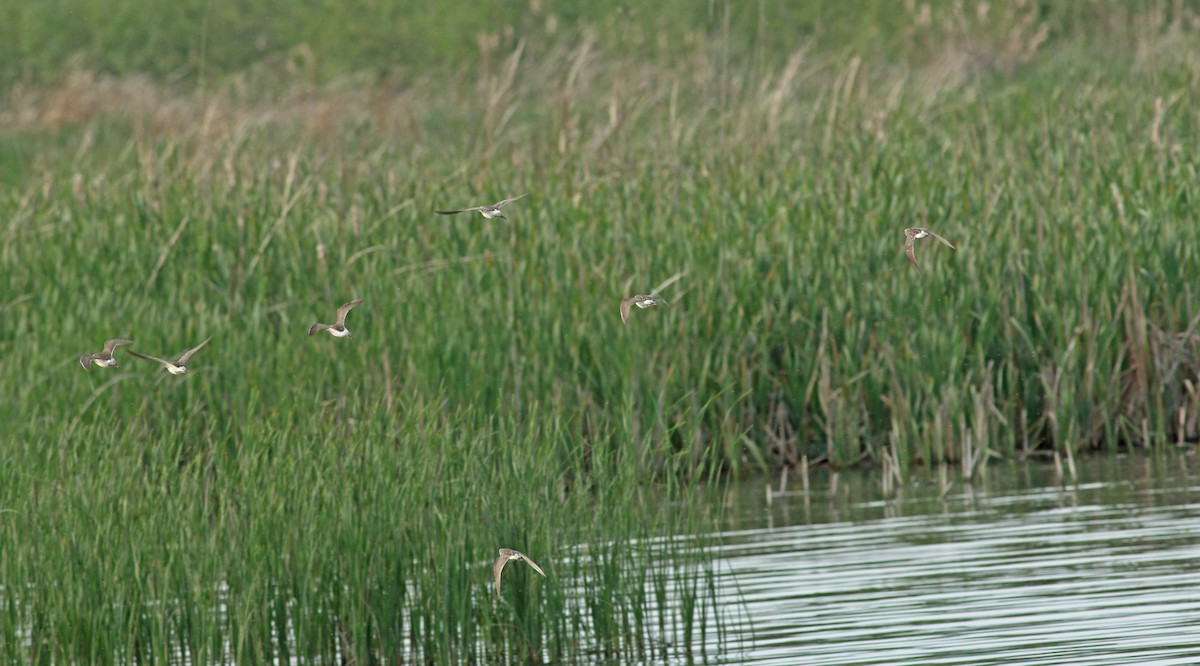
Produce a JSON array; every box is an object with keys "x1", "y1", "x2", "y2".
[
  {"x1": 329, "y1": 328, "x2": 351, "y2": 338},
  {"x1": 166, "y1": 365, "x2": 187, "y2": 375},
  {"x1": 480, "y1": 209, "x2": 501, "y2": 219},
  {"x1": 95, "y1": 358, "x2": 118, "y2": 367}
]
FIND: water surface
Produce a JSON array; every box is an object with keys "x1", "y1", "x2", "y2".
[{"x1": 704, "y1": 454, "x2": 1200, "y2": 665}]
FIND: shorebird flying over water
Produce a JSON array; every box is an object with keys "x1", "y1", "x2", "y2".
[
  {"x1": 903, "y1": 227, "x2": 956, "y2": 274},
  {"x1": 79, "y1": 339, "x2": 135, "y2": 370},
  {"x1": 436, "y1": 194, "x2": 527, "y2": 220},
  {"x1": 127, "y1": 337, "x2": 212, "y2": 375},
  {"x1": 309, "y1": 299, "x2": 363, "y2": 338},
  {"x1": 493, "y1": 548, "x2": 547, "y2": 597},
  {"x1": 620, "y1": 294, "x2": 668, "y2": 326}
]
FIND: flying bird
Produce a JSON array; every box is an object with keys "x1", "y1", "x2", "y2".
[
  {"x1": 309, "y1": 299, "x2": 363, "y2": 338},
  {"x1": 436, "y1": 194, "x2": 527, "y2": 219},
  {"x1": 620, "y1": 294, "x2": 668, "y2": 326},
  {"x1": 127, "y1": 336, "x2": 212, "y2": 375},
  {"x1": 903, "y1": 227, "x2": 956, "y2": 274},
  {"x1": 79, "y1": 339, "x2": 135, "y2": 370},
  {"x1": 493, "y1": 548, "x2": 547, "y2": 597}
]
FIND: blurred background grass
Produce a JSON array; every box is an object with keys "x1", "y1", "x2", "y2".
[{"x1": 0, "y1": 0, "x2": 1175, "y2": 86}]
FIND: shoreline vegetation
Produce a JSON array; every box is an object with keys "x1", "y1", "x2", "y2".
[{"x1": 3, "y1": 0, "x2": 1200, "y2": 662}]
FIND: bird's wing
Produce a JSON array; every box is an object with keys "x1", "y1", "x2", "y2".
[
  {"x1": 493, "y1": 554, "x2": 509, "y2": 597},
  {"x1": 102, "y1": 338, "x2": 135, "y2": 354},
  {"x1": 436, "y1": 207, "x2": 483, "y2": 215},
  {"x1": 127, "y1": 350, "x2": 172, "y2": 367},
  {"x1": 519, "y1": 552, "x2": 547, "y2": 577},
  {"x1": 308, "y1": 323, "x2": 331, "y2": 336},
  {"x1": 79, "y1": 354, "x2": 93, "y2": 370},
  {"x1": 620, "y1": 298, "x2": 633, "y2": 326},
  {"x1": 335, "y1": 299, "x2": 363, "y2": 326},
  {"x1": 650, "y1": 270, "x2": 687, "y2": 296},
  {"x1": 176, "y1": 336, "x2": 212, "y2": 364},
  {"x1": 905, "y1": 236, "x2": 922, "y2": 274},
  {"x1": 492, "y1": 194, "x2": 527, "y2": 208},
  {"x1": 928, "y1": 230, "x2": 956, "y2": 249}
]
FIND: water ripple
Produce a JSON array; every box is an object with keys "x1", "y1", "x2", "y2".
[{"x1": 706, "y1": 460, "x2": 1200, "y2": 665}]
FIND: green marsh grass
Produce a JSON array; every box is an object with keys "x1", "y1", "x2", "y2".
[
  {"x1": 3, "y1": 398, "x2": 728, "y2": 662},
  {"x1": 4, "y1": 0, "x2": 1200, "y2": 661}
]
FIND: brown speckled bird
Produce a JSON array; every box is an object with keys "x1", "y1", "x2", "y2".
[
  {"x1": 127, "y1": 337, "x2": 212, "y2": 375},
  {"x1": 904, "y1": 227, "x2": 956, "y2": 274},
  {"x1": 309, "y1": 299, "x2": 363, "y2": 338},
  {"x1": 493, "y1": 548, "x2": 547, "y2": 597},
  {"x1": 79, "y1": 339, "x2": 135, "y2": 370},
  {"x1": 620, "y1": 294, "x2": 668, "y2": 326},
  {"x1": 436, "y1": 194, "x2": 527, "y2": 220}
]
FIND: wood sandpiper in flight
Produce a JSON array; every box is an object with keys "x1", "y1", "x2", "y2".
[
  {"x1": 903, "y1": 227, "x2": 956, "y2": 274},
  {"x1": 79, "y1": 339, "x2": 135, "y2": 370},
  {"x1": 620, "y1": 294, "x2": 668, "y2": 326},
  {"x1": 309, "y1": 299, "x2": 363, "y2": 338},
  {"x1": 127, "y1": 336, "x2": 212, "y2": 375},
  {"x1": 436, "y1": 194, "x2": 527, "y2": 220},
  {"x1": 493, "y1": 548, "x2": 547, "y2": 597}
]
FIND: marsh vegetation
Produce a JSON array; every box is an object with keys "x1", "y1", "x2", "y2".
[{"x1": 2, "y1": 0, "x2": 1199, "y2": 661}]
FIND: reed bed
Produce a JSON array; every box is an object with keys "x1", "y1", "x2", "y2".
[
  {"x1": 2, "y1": 396, "x2": 729, "y2": 662},
  {"x1": 3, "y1": 0, "x2": 1200, "y2": 661}
]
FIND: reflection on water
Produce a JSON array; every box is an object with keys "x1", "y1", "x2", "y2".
[{"x1": 707, "y1": 454, "x2": 1200, "y2": 665}]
